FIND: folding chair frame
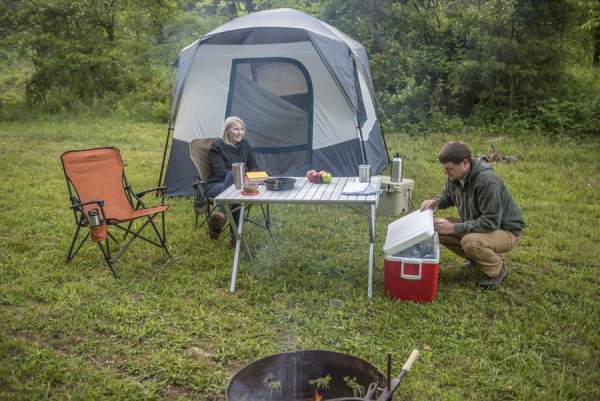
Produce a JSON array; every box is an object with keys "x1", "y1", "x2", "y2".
[{"x1": 62, "y1": 149, "x2": 171, "y2": 277}]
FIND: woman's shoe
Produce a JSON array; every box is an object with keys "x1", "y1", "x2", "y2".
[{"x1": 208, "y1": 212, "x2": 227, "y2": 239}]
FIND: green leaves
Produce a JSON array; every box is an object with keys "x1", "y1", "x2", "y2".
[{"x1": 1, "y1": 0, "x2": 598, "y2": 134}]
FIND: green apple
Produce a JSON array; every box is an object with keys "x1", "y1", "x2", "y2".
[{"x1": 321, "y1": 172, "x2": 333, "y2": 183}]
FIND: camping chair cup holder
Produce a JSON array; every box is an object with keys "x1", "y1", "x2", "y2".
[{"x1": 61, "y1": 147, "x2": 171, "y2": 277}]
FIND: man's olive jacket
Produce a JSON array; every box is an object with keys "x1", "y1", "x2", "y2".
[{"x1": 434, "y1": 159, "x2": 525, "y2": 236}]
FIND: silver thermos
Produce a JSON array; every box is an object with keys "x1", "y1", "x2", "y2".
[
  {"x1": 391, "y1": 152, "x2": 403, "y2": 183},
  {"x1": 87, "y1": 208, "x2": 102, "y2": 227}
]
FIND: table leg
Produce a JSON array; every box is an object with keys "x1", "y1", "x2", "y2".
[
  {"x1": 224, "y1": 203, "x2": 251, "y2": 293},
  {"x1": 368, "y1": 203, "x2": 376, "y2": 298}
]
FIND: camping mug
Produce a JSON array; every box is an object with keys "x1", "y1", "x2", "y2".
[
  {"x1": 358, "y1": 164, "x2": 371, "y2": 182},
  {"x1": 232, "y1": 162, "x2": 245, "y2": 189}
]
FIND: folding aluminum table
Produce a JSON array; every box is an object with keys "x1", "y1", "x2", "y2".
[{"x1": 214, "y1": 176, "x2": 381, "y2": 297}]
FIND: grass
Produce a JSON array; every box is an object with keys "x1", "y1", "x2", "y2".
[{"x1": 0, "y1": 113, "x2": 598, "y2": 401}]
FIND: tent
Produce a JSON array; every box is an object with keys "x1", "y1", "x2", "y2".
[{"x1": 159, "y1": 8, "x2": 389, "y2": 196}]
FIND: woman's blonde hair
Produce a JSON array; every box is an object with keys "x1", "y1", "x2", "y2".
[{"x1": 220, "y1": 116, "x2": 246, "y2": 145}]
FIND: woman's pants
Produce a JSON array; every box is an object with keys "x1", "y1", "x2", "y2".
[{"x1": 206, "y1": 172, "x2": 241, "y2": 232}]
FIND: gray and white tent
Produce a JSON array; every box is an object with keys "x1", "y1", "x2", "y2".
[{"x1": 160, "y1": 8, "x2": 388, "y2": 196}]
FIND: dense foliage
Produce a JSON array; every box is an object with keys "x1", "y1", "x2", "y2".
[{"x1": 1, "y1": 0, "x2": 599, "y2": 135}]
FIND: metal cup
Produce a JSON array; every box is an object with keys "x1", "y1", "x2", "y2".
[
  {"x1": 358, "y1": 164, "x2": 371, "y2": 182},
  {"x1": 87, "y1": 208, "x2": 101, "y2": 227},
  {"x1": 232, "y1": 162, "x2": 245, "y2": 189}
]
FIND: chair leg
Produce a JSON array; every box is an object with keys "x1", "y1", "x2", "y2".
[
  {"x1": 111, "y1": 215, "x2": 171, "y2": 261},
  {"x1": 155, "y1": 211, "x2": 171, "y2": 258},
  {"x1": 112, "y1": 219, "x2": 153, "y2": 262},
  {"x1": 123, "y1": 220, "x2": 134, "y2": 240},
  {"x1": 162, "y1": 210, "x2": 167, "y2": 242},
  {"x1": 108, "y1": 231, "x2": 119, "y2": 242},
  {"x1": 97, "y1": 239, "x2": 118, "y2": 278},
  {"x1": 66, "y1": 225, "x2": 90, "y2": 262}
]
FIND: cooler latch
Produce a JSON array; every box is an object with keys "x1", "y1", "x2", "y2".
[{"x1": 400, "y1": 260, "x2": 423, "y2": 280}]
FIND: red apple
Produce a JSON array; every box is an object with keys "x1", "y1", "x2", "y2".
[
  {"x1": 308, "y1": 171, "x2": 321, "y2": 183},
  {"x1": 306, "y1": 169, "x2": 317, "y2": 178}
]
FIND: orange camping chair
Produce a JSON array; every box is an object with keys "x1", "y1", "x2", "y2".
[{"x1": 61, "y1": 147, "x2": 171, "y2": 277}]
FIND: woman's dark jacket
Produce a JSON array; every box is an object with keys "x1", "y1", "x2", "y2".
[{"x1": 206, "y1": 138, "x2": 258, "y2": 185}]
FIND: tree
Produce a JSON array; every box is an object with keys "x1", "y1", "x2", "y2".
[
  {"x1": 581, "y1": 0, "x2": 600, "y2": 64},
  {"x1": 6, "y1": 0, "x2": 177, "y2": 105}
]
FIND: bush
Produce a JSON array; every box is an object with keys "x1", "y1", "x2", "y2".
[{"x1": 532, "y1": 67, "x2": 600, "y2": 137}]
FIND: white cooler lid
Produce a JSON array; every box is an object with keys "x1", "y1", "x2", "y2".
[{"x1": 383, "y1": 209, "x2": 435, "y2": 255}]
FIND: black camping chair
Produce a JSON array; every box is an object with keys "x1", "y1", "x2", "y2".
[{"x1": 189, "y1": 138, "x2": 271, "y2": 237}]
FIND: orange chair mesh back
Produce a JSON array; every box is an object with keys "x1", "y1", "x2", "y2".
[{"x1": 61, "y1": 148, "x2": 134, "y2": 220}]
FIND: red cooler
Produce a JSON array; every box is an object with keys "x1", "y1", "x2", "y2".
[{"x1": 383, "y1": 209, "x2": 441, "y2": 302}]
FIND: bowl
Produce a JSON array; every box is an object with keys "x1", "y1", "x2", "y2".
[{"x1": 263, "y1": 177, "x2": 296, "y2": 191}]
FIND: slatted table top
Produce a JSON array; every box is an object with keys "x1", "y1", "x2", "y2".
[{"x1": 215, "y1": 176, "x2": 381, "y2": 204}]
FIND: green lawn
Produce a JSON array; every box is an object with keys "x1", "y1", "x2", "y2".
[{"x1": 0, "y1": 114, "x2": 598, "y2": 401}]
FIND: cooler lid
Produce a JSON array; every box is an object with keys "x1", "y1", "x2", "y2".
[{"x1": 383, "y1": 209, "x2": 434, "y2": 255}]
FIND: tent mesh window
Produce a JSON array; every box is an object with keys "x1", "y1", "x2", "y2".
[{"x1": 227, "y1": 58, "x2": 313, "y2": 176}]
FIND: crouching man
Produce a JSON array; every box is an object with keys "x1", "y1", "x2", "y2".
[{"x1": 420, "y1": 141, "x2": 525, "y2": 289}]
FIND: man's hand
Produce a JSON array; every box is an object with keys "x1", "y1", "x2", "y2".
[
  {"x1": 434, "y1": 218, "x2": 454, "y2": 235},
  {"x1": 420, "y1": 199, "x2": 439, "y2": 212}
]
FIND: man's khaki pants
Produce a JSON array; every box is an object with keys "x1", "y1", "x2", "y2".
[{"x1": 438, "y1": 217, "x2": 519, "y2": 278}]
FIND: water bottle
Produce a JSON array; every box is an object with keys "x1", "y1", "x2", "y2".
[
  {"x1": 87, "y1": 208, "x2": 108, "y2": 242},
  {"x1": 412, "y1": 244, "x2": 422, "y2": 258},
  {"x1": 391, "y1": 153, "x2": 403, "y2": 183},
  {"x1": 88, "y1": 208, "x2": 101, "y2": 227},
  {"x1": 420, "y1": 239, "x2": 434, "y2": 259}
]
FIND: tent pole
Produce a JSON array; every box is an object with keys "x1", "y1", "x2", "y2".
[
  {"x1": 157, "y1": 124, "x2": 174, "y2": 192},
  {"x1": 357, "y1": 122, "x2": 368, "y2": 164},
  {"x1": 379, "y1": 119, "x2": 390, "y2": 164}
]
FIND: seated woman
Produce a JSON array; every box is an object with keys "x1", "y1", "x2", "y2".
[{"x1": 206, "y1": 116, "x2": 258, "y2": 242}]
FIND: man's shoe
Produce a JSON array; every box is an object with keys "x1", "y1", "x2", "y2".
[
  {"x1": 479, "y1": 264, "x2": 508, "y2": 289},
  {"x1": 208, "y1": 212, "x2": 227, "y2": 240}
]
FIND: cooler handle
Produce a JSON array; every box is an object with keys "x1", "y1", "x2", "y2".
[{"x1": 400, "y1": 260, "x2": 423, "y2": 280}]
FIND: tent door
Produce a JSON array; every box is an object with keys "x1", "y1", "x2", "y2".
[{"x1": 226, "y1": 57, "x2": 313, "y2": 176}]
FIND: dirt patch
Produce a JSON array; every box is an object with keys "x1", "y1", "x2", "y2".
[{"x1": 164, "y1": 384, "x2": 196, "y2": 400}]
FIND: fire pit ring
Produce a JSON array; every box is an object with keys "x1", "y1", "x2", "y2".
[
  {"x1": 226, "y1": 349, "x2": 419, "y2": 401},
  {"x1": 227, "y1": 350, "x2": 384, "y2": 401}
]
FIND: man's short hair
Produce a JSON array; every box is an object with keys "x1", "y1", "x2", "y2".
[{"x1": 438, "y1": 141, "x2": 472, "y2": 165}]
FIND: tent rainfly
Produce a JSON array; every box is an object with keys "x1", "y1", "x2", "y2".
[{"x1": 159, "y1": 8, "x2": 389, "y2": 196}]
